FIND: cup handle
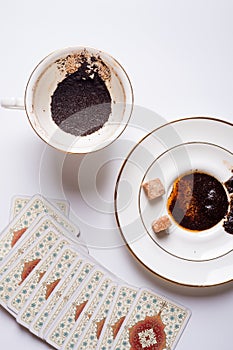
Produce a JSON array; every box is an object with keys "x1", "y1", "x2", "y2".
[{"x1": 1, "y1": 98, "x2": 25, "y2": 110}]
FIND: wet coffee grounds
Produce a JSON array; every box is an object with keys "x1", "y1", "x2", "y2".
[
  {"x1": 223, "y1": 175, "x2": 233, "y2": 234},
  {"x1": 223, "y1": 199, "x2": 233, "y2": 234},
  {"x1": 224, "y1": 175, "x2": 233, "y2": 194},
  {"x1": 51, "y1": 58, "x2": 111, "y2": 136},
  {"x1": 167, "y1": 172, "x2": 229, "y2": 231}
]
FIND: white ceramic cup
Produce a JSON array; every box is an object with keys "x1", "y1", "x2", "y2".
[{"x1": 1, "y1": 47, "x2": 134, "y2": 153}]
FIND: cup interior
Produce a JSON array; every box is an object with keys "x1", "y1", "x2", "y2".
[{"x1": 25, "y1": 47, "x2": 133, "y2": 153}]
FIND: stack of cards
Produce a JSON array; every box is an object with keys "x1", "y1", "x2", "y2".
[{"x1": 0, "y1": 194, "x2": 191, "y2": 349}]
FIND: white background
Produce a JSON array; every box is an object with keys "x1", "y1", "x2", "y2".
[{"x1": 1, "y1": 0, "x2": 233, "y2": 349}]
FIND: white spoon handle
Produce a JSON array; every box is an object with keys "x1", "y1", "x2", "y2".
[{"x1": 1, "y1": 97, "x2": 25, "y2": 110}]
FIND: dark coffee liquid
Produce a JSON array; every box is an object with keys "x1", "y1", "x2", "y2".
[
  {"x1": 51, "y1": 59, "x2": 111, "y2": 137},
  {"x1": 167, "y1": 172, "x2": 229, "y2": 231}
]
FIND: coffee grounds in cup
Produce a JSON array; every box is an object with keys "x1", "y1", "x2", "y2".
[{"x1": 51, "y1": 57, "x2": 111, "y2": 137}]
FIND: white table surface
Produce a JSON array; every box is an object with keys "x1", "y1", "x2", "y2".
[{"x1": 1, "y1": 0, "x2": 233, "y2": 349}]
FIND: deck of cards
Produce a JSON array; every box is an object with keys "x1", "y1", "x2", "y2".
[{"x1": 0, "y1": 194, "x2": 191, "y2": 349}]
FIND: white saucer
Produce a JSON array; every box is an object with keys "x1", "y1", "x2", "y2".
[{"x1": 115, "y1": 117, "x2": 233, "y2": 286}]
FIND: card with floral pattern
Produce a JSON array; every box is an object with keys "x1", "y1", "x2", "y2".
[
  {"x1": 97, "y1": 284, "x2": 138, "y2": 350},
  {"x1": 40, "y1": 260, "x2": 95, "y2": 339},
  {"x1": 10, "y1": 195, "x2": 70, "y2": 220},
  {"x1": 62, "y1": 277, "x2": 113, "y2": 350},
  {"x1": 30, "y1": 257, "x2": 84, "y2": 337},
  {"x1": 7, "y1": 237, "x2": 85, "y2": 316},
  {"x1": 16, "y1": 246, "x2": 82, "y2": 329},
  {"x1": 74, "y1": 283, "x2": 118, "y2": 350},
  {"x1": 0, "y1": 194, "x2": 79, "y2": 264},
  {"x1": 112, "y1": 288, "x2": 191, "y2": 350},
  {"x1": 0, "y1": 229, "x2": 66, "y2": 310},
  {"x1": 45, "y1": 267, "x2": 107, "y2": 349},
  {"x1": 0, "y1": 213, "x2": 82, "y2": 277}
]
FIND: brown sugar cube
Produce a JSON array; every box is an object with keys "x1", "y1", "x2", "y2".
[
  {"x1": 142, "y1": 178, "x2": 165, "y2": 200},
  {"x1": 152, "y1": 215, "x2": 171, "y2": 233}
]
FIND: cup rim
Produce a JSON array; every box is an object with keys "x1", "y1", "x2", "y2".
[{"x1": 24, "y1": 46, "x2": 134, "y2": 154}]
